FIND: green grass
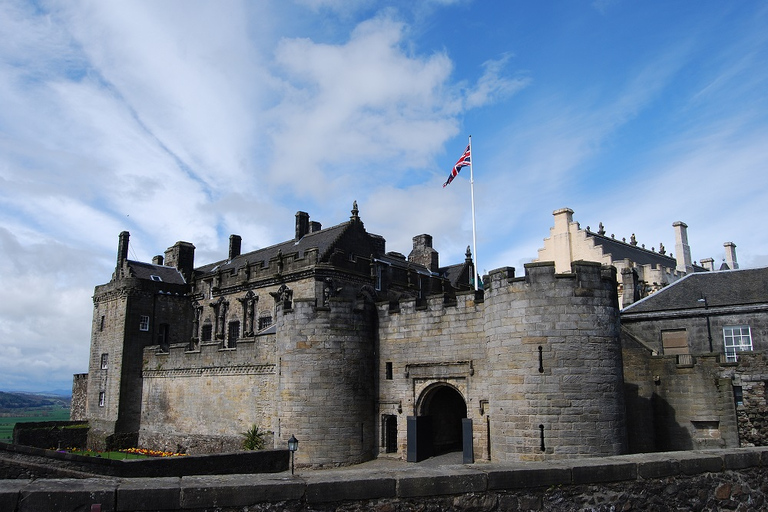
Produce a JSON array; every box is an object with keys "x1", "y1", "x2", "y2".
[
  {"x1": 65, "y1": 449, "x2": 146, "y2": 460},
  {"x1": 0, "y1": 406, "x2": 71, "y2": 443}
]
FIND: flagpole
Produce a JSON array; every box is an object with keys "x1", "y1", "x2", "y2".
[{"x1": 469, "y1": 135, "x2": 479, "y2": 291}]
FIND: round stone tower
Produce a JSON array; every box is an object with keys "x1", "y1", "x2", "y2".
[
  {"x1": 484, "y1": 261, "x2": 626, "y2": 462},
  {"x1": 274, "y1": 293, "x2": 377, "y2": 466}
]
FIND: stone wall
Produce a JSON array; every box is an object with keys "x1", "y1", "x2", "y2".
[
  {"x1": 275, "y1": 296, "x2": 377, "y2": 467},
  {"x1": 376, "y1": 261, "x2": 626, "y2": 463},
  {"x1": 139, "y1": 335, "x2": 277, "y2": 455},
  {"x1": 1, "y1": 448, "x2": 767, "y2": 511},
  {"x1": 0, "y1": 441, "x2": 288, "y2": 479},
  {"x1": 622, "y1": 337, "x2": 768, "y2": 452},
  {"x1": 70, "y1": 373, "x2": 88, "y2": 421},
  {"x1": 12, "y1": 421, "x2": 88, "y2": 450}
]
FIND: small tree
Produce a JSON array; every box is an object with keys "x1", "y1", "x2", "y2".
[{"x1": 242, "y1": 424, "x2": 266, "y2": 450}]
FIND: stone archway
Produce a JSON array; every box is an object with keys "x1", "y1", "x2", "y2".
[{"x1": 418, "y1": 384, "x2": 468, "y2": 455}]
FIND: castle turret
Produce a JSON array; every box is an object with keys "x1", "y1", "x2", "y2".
[{"x1": 274, "y1": 291, "x2": 377, "y2": 466}]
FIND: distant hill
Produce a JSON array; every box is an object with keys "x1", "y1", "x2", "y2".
[{"x1": 0, "y1": 391, "x2": 71, "y2": 412}]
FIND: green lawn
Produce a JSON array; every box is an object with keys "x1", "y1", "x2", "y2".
[{"x1": 0, "y1": 407, "x2": 71, "y2": 443}]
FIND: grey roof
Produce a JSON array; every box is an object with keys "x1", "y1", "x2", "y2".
[
  {"x1": 441, "y1": 262, "x2": 471, "y2": 288},
  {"x1": 586, "y1": 231, "x2": 706, "y2": 272},
  {"x1": 126, "y1": 261, "x2": 187, "y2": 285},
  {"x1": 622, "y1": 267, "x2": 768, "y2": 314},
  {"x1": 195, "y1": 221, "x2": 373, "y2": 277}
]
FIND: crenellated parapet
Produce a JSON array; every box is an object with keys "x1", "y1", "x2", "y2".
[
  {"x1": 274, "y1": 295, "x2": 378, "y2": 467},
  {"x1": 377, "y1": 260, "x2": 625, "y2": 462}
]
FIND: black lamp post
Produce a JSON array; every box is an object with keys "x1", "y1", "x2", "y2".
[
  {"x1": 698, "y1": 297, "x2": 713, "y2": 353},
  {"x1": 287, "y1": 435, "x2": 298, "y2": 475}
]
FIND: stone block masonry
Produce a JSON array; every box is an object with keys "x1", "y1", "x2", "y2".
[
  {"x1": 376, "y1": 260, "x2": 626, "y2": 463},
  {"x1": 2, "y1": 448, "x2": 768, "y2": 511}
]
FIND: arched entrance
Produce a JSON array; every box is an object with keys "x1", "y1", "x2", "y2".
[{"x1": 418, "y1": 384, "x2": 467, "y2": 455}]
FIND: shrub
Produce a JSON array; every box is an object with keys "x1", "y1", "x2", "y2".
[{"x1": 242, "y1": 424, "x2": 266, "y2": 450}]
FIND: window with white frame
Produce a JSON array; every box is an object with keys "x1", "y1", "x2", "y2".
[
  {"x1": 139, "y1": 315, "x2": 150, "y2": 331},
  {"x1": 100, "y1": 353, "x2": 108, "y2": 370},
  {"x1": 98, "y1": 391, "x2": 105, "y2": 407},
  {"x1": 723, "y1": 325, "x2": 752, "y2": 362}
]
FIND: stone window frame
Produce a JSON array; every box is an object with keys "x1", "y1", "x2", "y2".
[
  {"x1": 201, "y1": 323, "x2": 213, "y2": 342},
  {"x1": 226, "y1": 320, "x2": 240, "y2": 349},
  {"x1": 723, "y1": 325, "x2": 752, "y2": 362},
  {"x1": 258, "y1": 315, "x2": 273, "y2": 331},
  {"x1": 100, "y1": 353, "x2": 108, "y2": 370},
  {"x1": 98, "y1": 391, "x2": 105, "y2": 407},
  {"x1": 139, "y1": 315, "x2": 150, "y2": 332}
]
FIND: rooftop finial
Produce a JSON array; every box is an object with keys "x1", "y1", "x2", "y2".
[
  {"x1": 351, "y1": 200, "x2": 359, "y2": 221},
  {"x1": 598, "y1": 222, "x2": 605, "y2": 236}
]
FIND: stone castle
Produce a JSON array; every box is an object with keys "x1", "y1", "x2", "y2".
[{"x1": 75, "y1": 203, "x2": 767, "y2": 466}]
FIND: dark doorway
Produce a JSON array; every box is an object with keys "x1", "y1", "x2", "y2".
[
  {"x1": 383, "y1": 415, "x2": 397, "y2": 453},
  {"x1": 421, "y1": 385, "x2": 467, "y2": 455}
]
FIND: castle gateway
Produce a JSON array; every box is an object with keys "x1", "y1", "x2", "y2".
[{"x1": 78, "y1": 203, "x2": 628, "y2": 465}]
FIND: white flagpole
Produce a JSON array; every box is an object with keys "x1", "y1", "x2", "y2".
[{"x1": 469, "y1": 135, "x2": 479, "y2": 291}]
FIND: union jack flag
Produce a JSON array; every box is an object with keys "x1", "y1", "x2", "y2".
[{"x1": 443, "y1": 144, "x2": 471, "y2": 187}]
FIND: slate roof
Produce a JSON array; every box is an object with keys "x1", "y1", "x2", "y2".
[
  {"x1": 622, "y1": 267, "x2": 768, "y2": 314},
  {"x1": 441, "y1": 262, "x2": 471, "y2": 289},
  {"x1": 586, "y1": 230, "x2": 706, "y2": 272},
  {"x1": 126, "y1": 261, "x2": 187, "y2": 285},
  {"x1": 194, "y1": 221, "x2": 355, "y2": 277}
]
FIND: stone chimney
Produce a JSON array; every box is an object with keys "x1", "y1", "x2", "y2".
[
  {"x1": 621, "y1": 267, "x2": 640, "y2": 308},
  {"x1": 700, "y1": 258, "x2": 715, "y2": 272},
  {"x1": 551, "y1": 208, "x2": 575, "y2": 273},
  {"x1": 673, "y1": 221, "x2": 693, "y2": 274},
  {"x1": 408, "y1": 234, "x2": 439, "y2": 272},
  {"x1": 117, "y1": 231, "x2": 130, "y2": 268},
  {"x1": 164, "y1": 241, "x2": 196, "y2": 283},
  {"x1": 152, "y1": 255, "x2": 164, "y2": 266},
  {"x1": 309, "y1": 221, "x2": 322, "y2": 233},
  {"x1": 724, "y1": 242, "x2": 739, "y2": 270},
  {"x1": 229, "y1": 235, "x2": 242, "y2": 259},
  {"x1": 295, "y1": 211, "x2": 310, "y2": 240}
]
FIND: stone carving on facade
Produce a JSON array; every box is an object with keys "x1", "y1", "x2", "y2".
[
  {"x1": 238, "y1": 291, "x2": 258, "y2": 336},
  {"x1": 321, "y1": 278, "x2": 343, "y2": 307},
  {"x1": 210, "y1": 296, "x2": 229, "y2": 340},
  {"x1": 270, "y1": 284, "x2": 292, "y2": 310}
]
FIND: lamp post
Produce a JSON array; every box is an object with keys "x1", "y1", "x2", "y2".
[
  {"x1": 698, "y1": 297, "x2": 713, "y2": 353},
  {"x1": 287, "y1": 435, "x2": 298, "y2": 475}
]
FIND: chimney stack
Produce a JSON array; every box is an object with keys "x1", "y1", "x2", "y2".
[
  {"x1": 621, "y1": 267, "x2": 640, "y2": 308},
  {"x1": 673, "y1": 221, "x2": 693, "y2": 274},
  {"x1": 408, "y1": 234, "x2": 439, "y2": 272},
  {"x1": 295, "y1": 211, "x2": 310, "y2": 240},
  {"x1": 724, "y1": 242, "x2": 739, "y2": 270},
  {"x1": 164, "y1": 241, "x2": 196, "y2": 283},
  {"x1": 152, "y1": 255, "x2": 164, "y2": 266},
  {"x1": 117, "y1": 231, "x2": 130, "y2": 268},
  {"x1": 700, "y1": 258, "x2": 715, "y2": 272},
  {"x1": 229, "y1": 234, "x2": 242, "y2": 260}
]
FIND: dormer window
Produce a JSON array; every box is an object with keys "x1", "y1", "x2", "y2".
[{"x1": 150, "y1": 275, "x2": 163, "y2": 282}]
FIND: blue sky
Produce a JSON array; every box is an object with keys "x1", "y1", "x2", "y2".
[{"x1": 1, "y1": 0, "x2": 767, "y2": 392}]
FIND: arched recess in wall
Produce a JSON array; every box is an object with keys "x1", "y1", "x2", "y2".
[{"x1": 417, "y1": 383, "x2": 467, "y2": 455}]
